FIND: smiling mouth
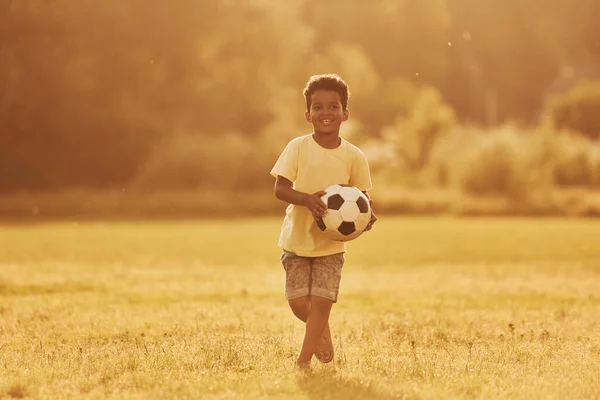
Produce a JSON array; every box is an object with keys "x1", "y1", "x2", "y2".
[{"x1": 320, "y1": 119, "x2": 333, "y2": 124}]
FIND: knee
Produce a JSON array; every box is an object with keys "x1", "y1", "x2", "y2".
[
  {"x1": 289, "y1": 296, "x2": 311, "y2": 313},
  {"x1": 310, "y1": 296, "x2": 333, "y2": 314}
]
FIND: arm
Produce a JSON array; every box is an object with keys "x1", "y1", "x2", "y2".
[
  {"x1": 274, "y1": 175, "x2": 327, "y2": 219},
  {"x1": 362, "y1": 191, "x2": 377, "y2": 231}
]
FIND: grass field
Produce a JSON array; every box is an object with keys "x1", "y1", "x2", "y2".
[{"x1": 1, "y1": 216, "x2": 599, "y2": 399}]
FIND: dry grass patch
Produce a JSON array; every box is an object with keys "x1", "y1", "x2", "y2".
[{"x1": 0, "y1": 217, "x2": 599, "y2": 399}]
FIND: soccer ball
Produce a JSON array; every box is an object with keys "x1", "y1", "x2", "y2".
[{"x1": 315, "y1": 184, "x2": 372, "y2": 242}]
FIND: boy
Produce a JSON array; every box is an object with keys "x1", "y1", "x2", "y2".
[{"x1": 270, "y1": 73, "x2": 377, "y2": 370}]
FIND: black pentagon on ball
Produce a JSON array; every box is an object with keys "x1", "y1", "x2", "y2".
[
  {"x1": 316, "y1": 217, "x2": 327, "y2": 232},
  {"x1": 356, "y1": 196, "x2": 369, "y2": 213},
  {"x1": 327, "y1": 194, "x2": 345, "y2": 210},
  {"x1": 338, "y1": 221, "x2": 356, "y2": 236}
]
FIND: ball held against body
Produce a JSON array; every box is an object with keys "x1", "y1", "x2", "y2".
[{"x1": 314, "y1": 184, "x2": 371, "y2": 242}]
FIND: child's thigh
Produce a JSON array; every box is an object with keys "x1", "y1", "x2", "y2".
[
  {"x1": 281, "y1": 251, "x2": 311, "y2": 299},
  {"x1": 310, "y1": 253, "x2": 345, "y2": 302}
]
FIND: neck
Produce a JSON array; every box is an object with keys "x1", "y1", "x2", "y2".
[{"x1": 312, "y1": 132, "x2": 341, "y2": 149}]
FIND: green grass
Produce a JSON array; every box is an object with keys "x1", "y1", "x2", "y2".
[{"x1": 0, "y1": 217, "x2": 599, "y2": 399}]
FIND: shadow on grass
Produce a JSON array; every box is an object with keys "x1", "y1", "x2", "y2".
[{"x1": 297, "y1": 369, "x2": 408, "y2": 400}]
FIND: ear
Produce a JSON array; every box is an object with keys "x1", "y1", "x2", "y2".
[
  {"x1": 305, "y1": 110, "x2": 311, "y2": 123},
  {"x1": 342, "y1": 109, "x2": 349, "y2": 122}
]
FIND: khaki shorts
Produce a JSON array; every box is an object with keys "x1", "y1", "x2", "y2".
[{"x1": 280, "y1": 250, "x2": 345, "y2": 303}]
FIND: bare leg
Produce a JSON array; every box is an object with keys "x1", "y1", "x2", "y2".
[
  {"x1": 297, "y1": 296, "x2": 333, "y2": 364},
  {"x1": 289, "y1": 296, "x2": 311, "y2": 322}
]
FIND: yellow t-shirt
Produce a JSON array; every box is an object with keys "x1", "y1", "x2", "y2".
[{"x1": 270, "y1": 134, "x2": 373, "y2": 257}]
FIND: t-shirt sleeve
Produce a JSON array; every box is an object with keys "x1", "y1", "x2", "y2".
[
  {"x1": 349, "y1": 149, "x2": 373, "y2": 192},
  {"x1": 270, "y1": 139, "x2": 299, "y2": 182}
]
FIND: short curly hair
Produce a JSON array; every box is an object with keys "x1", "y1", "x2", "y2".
[{"x1": 303, "y1": 74, "x2": 350, "y2": 111}]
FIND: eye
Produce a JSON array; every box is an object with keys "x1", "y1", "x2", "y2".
[
  {"x1": 330, "y1": 105, "x2": 340, "y2": 110},
  {"x1": 313, "y1": 105, "x2": 322, "y2": 111}
]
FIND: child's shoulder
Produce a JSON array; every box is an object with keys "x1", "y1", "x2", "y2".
[
  {"x1": 341, "y1": 137, "x2": 367, "y2": 157},
  {"x1": 289, "y1": 134, "x2": 312, "y2": 144},
  {"x1": 282, "y1": 134, "x2": 313, "y2": 150}
]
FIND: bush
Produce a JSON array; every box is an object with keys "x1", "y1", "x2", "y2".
[
  {"x1": 547, "y1": 80, "x2": 600, "y2": 140},
  {"x1": 132, "y1": 132, "x2": 275, "y2": 191},
  {"x1": 426, "y1": 126, "x2": 475, "y2": 188},
  {"x1": 551, "y1": 132, "x2": 600, "y2": 187},
  {"x1": 444, "y1": 126, "x2": 560, "y2": 200},
  {"x1": 455, "y1": 127, "x2": 531, "y2": 199},
  {"x1": 437, "y1": 125, "x2": 600, "y2": 198},
  {"x1": 382, "y1": 86, "x2": 456, "y2": 171}
]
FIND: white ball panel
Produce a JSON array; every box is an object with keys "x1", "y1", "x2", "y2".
[
  {"x1": 354, "y1": 212, "x2": 371, "y2": 232},
  {"x1": 325, "y1": 184, "x2": 343, "y2": 196},
  {"x1": 338, "y1": 201, "x2": 360, "y2": 221},
  {"x1": 322, "y1": 209, "x2": 343, "y2": 230},
  {"x1": 338, "y1": 186, "x2": 361, "y2": 202}
]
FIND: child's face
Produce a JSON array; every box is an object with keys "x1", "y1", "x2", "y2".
[{"x1": 305, "y1": 90, "x2": 349, "y2": 135}]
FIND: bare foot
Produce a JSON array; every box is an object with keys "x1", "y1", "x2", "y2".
[
  {"x1": 315, "y1": 323, "x2": 334, "y2": 363},
  {"x1": 296, "y1": 359, "x2": 311, "y2": 371}
]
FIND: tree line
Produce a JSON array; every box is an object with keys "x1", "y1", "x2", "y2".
[{"x1": 1, "y1": 0, "x2": 599, "y2": 192}]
